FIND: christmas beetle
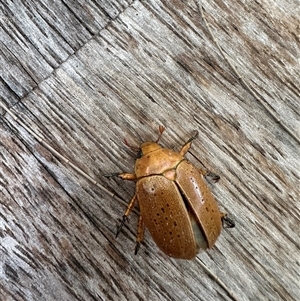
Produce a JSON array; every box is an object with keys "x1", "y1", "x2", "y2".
[{"x1": 115, "y1": 126, "x2": 234, "y2": 259}]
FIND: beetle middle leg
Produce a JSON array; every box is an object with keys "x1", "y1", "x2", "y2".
[
  {"x1": 134, "y1": 215, "x2": 145, "y2": 255},
  {"x1": 105, "y1": 172, "x2": 138, "y2": 236},
  {"x1": 220, "y1": 212, "x2": 235, "y2": 228},
  {"x1": 179, "y1": 131, "x2": 221, "y2": 183},
  {"x1": 116, "y1": 193, "x2": 137, "y2": 237}
]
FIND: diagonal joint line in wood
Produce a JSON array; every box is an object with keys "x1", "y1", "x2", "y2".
[{"x1": 0, "y1": 101, "x2": 128, "y2": 208}]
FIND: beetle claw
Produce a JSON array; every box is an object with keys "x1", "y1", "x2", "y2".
[
  {"x1": 222, "y1": 215, "x2": 235, "y2": 228},
  {"x1": 103, "y1": 172, "x2": 120, "y2": 178},
  {"x1": 155, "y1": 125, "x2": 165, "y2": 143},
  {"x1": 190, "y1": 130, "x2": 199, "y2": 141},
  {"x1": 116, "y1": 215, "x2": 129, "y2": 237},
  {"x1": 134, "y1": 242, "x2": 141, "y2": 255},
  {"x1": 185, "y1": 130, "x2": 199, "y2": 144}
]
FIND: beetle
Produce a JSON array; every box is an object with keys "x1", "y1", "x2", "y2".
[{"x1": 114, "y1": 126, "x2": 234, "y2": 259}]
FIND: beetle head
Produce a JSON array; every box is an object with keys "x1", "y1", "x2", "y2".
[{"x1": 137, "y1": 126, "x2": 165, "y2": 157}]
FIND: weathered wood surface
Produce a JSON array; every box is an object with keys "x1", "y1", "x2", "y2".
[{"x1": 0, "y1": 0, "x2": 299, "y2": 300}]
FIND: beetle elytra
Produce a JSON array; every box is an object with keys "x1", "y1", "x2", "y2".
[{"x1": 116, "y1": 126, "x2": 234, "y2": 259}]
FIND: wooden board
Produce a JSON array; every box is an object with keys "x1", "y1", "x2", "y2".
[{"x1": 1, "y1": 0, "x2": 299, "y2": 300}]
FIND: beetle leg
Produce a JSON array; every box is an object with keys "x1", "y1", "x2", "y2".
[
  {"x1": 155, "y1": 125, "x2": 165, "y2": 143},
  {"x1": 103, "y1": 172, "x2": 122, "y2": 178},
  {"x1": 196, "y1": 168, "x2": 220, "y2": 183},
  {"x1": 220, "y1": 213, "x2": 235, "y2": 228},
  {"x1": 104, "y1": 172, "x2": 137, "y2": 181},
  {"x1": 197, "y1": 168, "x2": 220, "y2": 183},
  {"x1": 116, "y1": 194, "x2": 137, "y2": 237},
  {"x1": 118, "y1": 173, "x2": 137, "y2": 181},
  {"x1": 135, "y1": 215, "x2": 145, "y2": 255},
  {"x1": 179, "y1": 131, "x2": 199, "y2": 156},
  {"x1": 116, "y1": 216, "x2": 129, "y2": 237},
  {"x1": 204, "y1": 171, "x2": 220, "y2": 183}
]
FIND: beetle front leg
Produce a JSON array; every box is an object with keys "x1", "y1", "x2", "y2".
[
  {"x1": 104, "y1": 172, "x2": 137, "y2": 181},
  {"x1": 116, "y1": 194, "x2": 137, "y2": 237},
  {"x1": 135, "y1": 215, "x2": 145, "y2": 255},
  {"x1": 118, "y1": 173, "x2": 137, "y2": 181},
  {"x1": 179, "y1": 131, "x2": 199, "y2": 156}
]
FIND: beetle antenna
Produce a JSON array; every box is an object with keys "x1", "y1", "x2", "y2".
[{"x1": 155, "y1": 125, "x2": 165, "y2": 143}]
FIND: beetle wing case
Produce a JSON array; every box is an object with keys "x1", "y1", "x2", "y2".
[
  {"x1": 136, "y1": 175, "x2": 197, "y2": 259},
  {"x1": 176, "y1": 160, "x2": 222, "y2": 248}
]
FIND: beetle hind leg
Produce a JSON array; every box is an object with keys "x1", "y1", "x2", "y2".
[
  {"x1": 220, "y1": 212, "x2": 235, "y2": 228},
  {"x1": 134, "y1": 215, "x2": 145, "y2": 255},
  {"x1": 204, "y1": 171, "x2": 220, "y2": 183},
  {"x1": 116, "y1": 194, "x2": 137, "y2": 237}
]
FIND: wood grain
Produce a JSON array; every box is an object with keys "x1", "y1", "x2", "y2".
[{"x1": 0, "y1": 0, "x2": 299, "y2": 300}]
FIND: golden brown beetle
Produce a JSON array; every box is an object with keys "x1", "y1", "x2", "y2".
[{"x1": 115, "y1": 126, "x2": 234, "y2": 259}]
